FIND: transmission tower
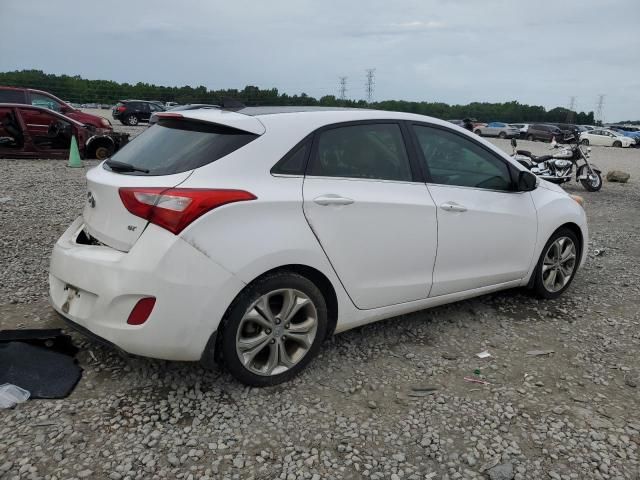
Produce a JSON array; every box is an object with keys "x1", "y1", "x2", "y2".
[
  {"x1": 338, "y1": 76, "x2": 347, "y2": 100},
  {"x1": 365, "y1": 68, "x2": 376, "y2": 103},
  {"x1": 566, "y1": 96, "x2": 576, "y2": 123},
  {"x1": 595, "y1": 94, "x2": 605, "y2": 125}
]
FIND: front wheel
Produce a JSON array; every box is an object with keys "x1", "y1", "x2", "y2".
[
  {"x1": 498, "y1": 132, "x2": 507, "y2": 139},
  {"x1": 577, "y1": 165, "x2": 602, "y2": 191},
  {"x1": 532, "y1": 228, "x2": 580, "y2": 299},
  {"x1": 526, "y1": 134, "x2": 534, "y2": 141},
  {"x1": 612, "y1": 140, "x2": 622, "y2": 148},
  {"x1": 217, "y1": 272, "x2": 328, "y2": 386},
  {"x1": 474, "y1": 129, "x2": 482, "y2": 136},
  {"x1": 580, "y1": 139, "x2": 589, "y2": 146}
]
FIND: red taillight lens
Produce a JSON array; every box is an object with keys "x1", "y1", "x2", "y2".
[
  {"x1": 119, "y1": 188, "x2": 257, "y2": 235},
  {"x1": 116, "y1": 106, "x2": 126, "y2": 112},
  {"x1": 127, "y1": 297, "x2": 156, "y2": 325}
]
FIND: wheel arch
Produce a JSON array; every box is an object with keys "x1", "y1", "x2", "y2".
[{"x1": 85, "y1": 135, "x2": 115, "y2": 159}]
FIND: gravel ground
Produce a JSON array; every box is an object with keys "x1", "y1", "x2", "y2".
[{"x1": 1, "y1": 127, "x2": 639, "y2": 480}]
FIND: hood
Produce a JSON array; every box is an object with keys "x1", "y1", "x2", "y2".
[
  {"x1": 537, "y1": 178, "x2": 566, "y2": 194},
  {"x1": 66, "y1": 110, "x2": 112, "y2": 130}
]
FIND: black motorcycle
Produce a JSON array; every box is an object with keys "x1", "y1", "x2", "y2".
[{"x1": 511, "y1": 136, "x2": 602, "y2": 192}]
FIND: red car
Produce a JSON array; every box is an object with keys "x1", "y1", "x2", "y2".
[
  {"x1": 0, "y1": 86, "x2": 113, "y2": 132},
  {"x1": 0, "y1": 103, "x2": 115, "y2": 159}
]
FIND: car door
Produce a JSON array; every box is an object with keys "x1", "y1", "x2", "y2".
[
  {"x1": 589, "y1": 130, "x2": 605, "y2": 146},
  {"x1": 140, "y1": 103, "x2": 153, "y2": 121},
  {"x1": 410, "y1": 123, "x2": 537, "y2": 297},
  {"x1": 302, "y1": 121, "x2": 438, "y2": 310},
  {"x1": 16, "y1": 107, "x2": 72, "y2": 157}
]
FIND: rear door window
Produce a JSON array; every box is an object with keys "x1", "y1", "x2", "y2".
[
  {"x1": 105, "y1": 118, "x2": 258, "y2": 175},
  {"x1": 308, "y1": 123, "x2": 412, "y2": 181}
]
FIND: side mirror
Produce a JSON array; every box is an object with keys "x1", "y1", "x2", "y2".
[
  {"x1": 517, "y1": 170, "x2": 537, "y2": 192},
  {"x1": 510, "y1": 138, "x2": 517, "y2": 148}
]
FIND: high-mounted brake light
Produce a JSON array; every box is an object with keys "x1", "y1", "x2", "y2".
[
  {"x1": 119, "y1": 188, "x2": 257, "y2": 235},
  {"x1": 155, "y1": 112, "x2": 184, "y2": 119}
]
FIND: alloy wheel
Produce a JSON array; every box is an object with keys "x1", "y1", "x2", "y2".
[
  {"x1": 235, "y1": 289, "x2": 318, "y2": 376},
  {"x1": 541, "y1": 236, "x2": 577, "y2": 293}
]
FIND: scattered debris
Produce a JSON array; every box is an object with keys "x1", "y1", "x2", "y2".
[
  {"x1": 526, "y1": 349, "x2": 555, "y2": 356},
  {"x1": 594, "y1": 248, "x2": 606, "y2": 257},
  {"x1": 464, "y1": 376, "x2": 491, "y2": 385},
  {"x1": 0, "y1": 196, "x2": 12, "y2": 203},
  {"x1": 476, "y1": 350, "x2": 492, "y2": 359},
  {"x1": 606, "y1": 170, "x2": 630, "y2": 183},
  {"x1": 0, "y1": 383, "x2": 30, "y2": 409}
]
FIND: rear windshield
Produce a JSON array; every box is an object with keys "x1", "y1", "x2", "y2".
[{"x1": 105, "y1": 119, "x2": 258, "y2": 175}]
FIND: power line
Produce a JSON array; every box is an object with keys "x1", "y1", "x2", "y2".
[
  {"x1": 365, "y1": 68, "x2": 376, "y2": 103},
  {"x1": 566, "y1": 96, "x2": 576, "y2": 123},
  {"x1": 338, "y1": 76, "x2": 347, "y2": 100},
  {"x1": 596, "y1": 94, "x2": 605, "y2": 125}
]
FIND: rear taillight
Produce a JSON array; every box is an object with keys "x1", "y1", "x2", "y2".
[
  {"x1": 119, "y1": 187, "x2": 256, "y2": 235},
  {"x1": 116, "y1": 106, "x2": 126, "y2": 112},
  {"x1": 127, "y1": 297, "x2": 156, "y2": 325}
]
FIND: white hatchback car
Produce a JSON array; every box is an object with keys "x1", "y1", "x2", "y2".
[{"x1": 50, "y1": 107, "x2": 588, "y2": 386}]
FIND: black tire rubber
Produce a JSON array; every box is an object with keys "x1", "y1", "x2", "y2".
[
  {"x1": 612, "y1": 140, "x2": 622, "y2": 148},
  {"x1": 499, "y1": 132, "x2": 507, "y2": 139},
  {"x1": 216, "y1": 271, "x2": 328, "y2": 386},
  {"x1": 126, "y1": 114, "x2": 139, "y2": 126},
  {"x1": 578, "y1": 165, "x2": 602, "y2": 192},
  {"x1": 580, "y1": 139, "x2": 589, "y2": 146},
  {"x1": 532, "y1": 227, "x2": 580, "y2": 299},
  {"x1": 474, "y1": 129, "x2": 482, "y2": 136},
  {"x1": 527, "y1": 134, "x2": 534, "y2": 141}
]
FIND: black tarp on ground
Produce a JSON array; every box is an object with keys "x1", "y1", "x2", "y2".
[
  {"x1": 0, "y1": 328, "x2": 78, "y2": 356},
  {"x1": 0, "y1": 335, "x2": 82, "y2": 399}
]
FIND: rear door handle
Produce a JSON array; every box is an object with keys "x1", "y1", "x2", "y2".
[
  {"x1": 440, "y1": 201, "x2": 467, "y2": 212},
  {"x1": 313, "y1": 194, "x2": 355, "y2": 206}
]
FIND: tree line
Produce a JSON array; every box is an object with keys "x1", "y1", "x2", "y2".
[{"x1": 0, "y1": 69, "x2": 596, "y2": 124}]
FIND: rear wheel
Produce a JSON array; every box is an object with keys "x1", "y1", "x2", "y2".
[
  {"x1": 533, "y1": 228, "x2": 580, "y2": 299},
  {"x1": 217, "y1": 272, "x2": 328, "y2": 386},
  {"x1": 474, "y1": 129, "x2": 482, "y2": 136},
  {"x1": 126, "y1": 114, "x2": 139, "y2": 126},
  {"x1": 499, "y1": 132, "x2": 507, "y2": 139},
  {"x1": 612, "y1": 140, "x2": 622, "y2": 148},
  {"x1": 527, "y1": 134, "x2": 534, "y2": 141},
  {"x1": 580, "y1": 139, "x2": 589, "y2": 146}
]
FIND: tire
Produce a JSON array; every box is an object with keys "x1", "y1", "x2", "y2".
[
  {"x1": 499, "y1": 132, "x2": 507, "y2": 139},
  {"x1": 532, "y1": 228, "x2": 580, "y2": 299},
  {"x1": 526, "y1": 134, "x2": 534, "y2": 141},
  {"x1": 580, "y1": 139, "x2": 589, "y2": 146},
  {"x1": 578, "y1": 165, "x2": 602, "y2": 192},
  {"x1": 216, "y1": 271, "x2": 328, "y2": 386},
  {"x1": 474, "y1": 129, "x2": 482, "y2": 136},
  {"x1": 612, "y1": 140, "x2": 622, "y2": 148},
  {"x1": 126, "y1": 114, "x2": 139, "y2": 126}
]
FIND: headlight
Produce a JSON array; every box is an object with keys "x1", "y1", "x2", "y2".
[{"x1": 569, "y1": 194, "x2": 585, "y2": 207}]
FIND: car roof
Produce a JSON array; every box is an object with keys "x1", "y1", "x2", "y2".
[{"x1": 173, "y1": 106, "x2": 460, "y2": 136}]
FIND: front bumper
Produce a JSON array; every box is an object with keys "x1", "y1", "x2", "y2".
[{"x1": 49, "y1": 217, "x2": 245, "y2": 361}]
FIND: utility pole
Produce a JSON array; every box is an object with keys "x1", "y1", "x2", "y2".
[
  {"x1": 595, "y1": 94, "x2": 605, "y2": 125},
  {"x1": 338, "y1": 76, "x2": 347, "y2": 101},
  {"x1": 566, "y1": 96, "x2": 576, "y2": 123},
  {"x1": 365, "y1": 68, "x2": 376, "y2": 103}
]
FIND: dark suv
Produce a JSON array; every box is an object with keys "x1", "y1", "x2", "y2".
[
  {"x1": 526, "y1": 124, "x2": 564, "y2": 142},
  {"x1": 112, "y1": 100, "x2": 165, "y2": 126}
]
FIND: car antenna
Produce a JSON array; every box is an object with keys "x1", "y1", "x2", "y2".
[{"x1": 220, "y1": 97, "x2": 246, "y2": 111}]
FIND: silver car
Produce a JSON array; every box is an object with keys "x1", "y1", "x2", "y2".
[{"x1": 475, "y1": 122, "x2": 520, "y2": 138}]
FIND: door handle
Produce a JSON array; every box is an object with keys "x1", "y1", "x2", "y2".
[
  {"x1": 313, "y1": 194, "x2": 355, "y2": 206},
  {"x1": 440, "y1": 202, "x2": 467, "y2": 212}
]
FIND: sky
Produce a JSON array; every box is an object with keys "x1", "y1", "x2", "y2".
[{"x1": 1, "y1": 0, "x2": 638, "y2": 121}]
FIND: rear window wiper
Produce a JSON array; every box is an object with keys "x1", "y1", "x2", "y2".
[{"x1": 105, "y1": 159, "x2": 150, "y2": 174}]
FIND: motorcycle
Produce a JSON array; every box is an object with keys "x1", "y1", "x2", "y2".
[{"x1": 510, "y1": 135, "x2": 602, "y2": 192}]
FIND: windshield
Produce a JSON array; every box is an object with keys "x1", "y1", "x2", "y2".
[{"x1": 105, "y1": 118, "x2": 258, "y2": 175}]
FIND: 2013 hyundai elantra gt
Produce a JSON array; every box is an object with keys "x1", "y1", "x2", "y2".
[{"x1": 49, "y1": 107, "x2": 588, "y2": 386}]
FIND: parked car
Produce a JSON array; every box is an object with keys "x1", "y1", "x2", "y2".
[
  {"x1": 510, "y1": 123, "x2": 529, "y2": 137},
  {"x1": 579, "y1": 129, "x2": 635, "y2": 148},
  {"x1": 474, "y1": 122, "x2": 520, "y2": 138},
  {"x1": 0, "y1": 103, "x2": 128, "y2": 160},
  {"x1": 112, "y1": 100, "x2": 165, "y2": 126},
  {"x1": 0, "y1": 86, "x2": 112, "y2": 132},
  {"x1": 525, "y1": 124, "x2": 564, "y2": 142},
  {"x1": 149, "y1": 104, "x2": 220, "y2": 126},
  {"x1": 49, "y1": 106, "x2": 588, "y2": 386},
  {"x1": 579, "y1": 125, "x2": 596, "y2": 131},
  {"x1": 549, "y1": 123, "x2": 580, "y2": 140},
  {"x1": 609, "y1": 127, "x2": 640, "y2": 144}
]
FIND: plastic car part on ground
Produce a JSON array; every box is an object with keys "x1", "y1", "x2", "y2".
[{"x1": 0, "y1": 383, "x2": 30, "y2": 408}]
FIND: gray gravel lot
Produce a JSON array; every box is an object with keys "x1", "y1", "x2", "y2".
[{"x1": 1, "y1": 126, "x2": 639, "y2": 480}]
